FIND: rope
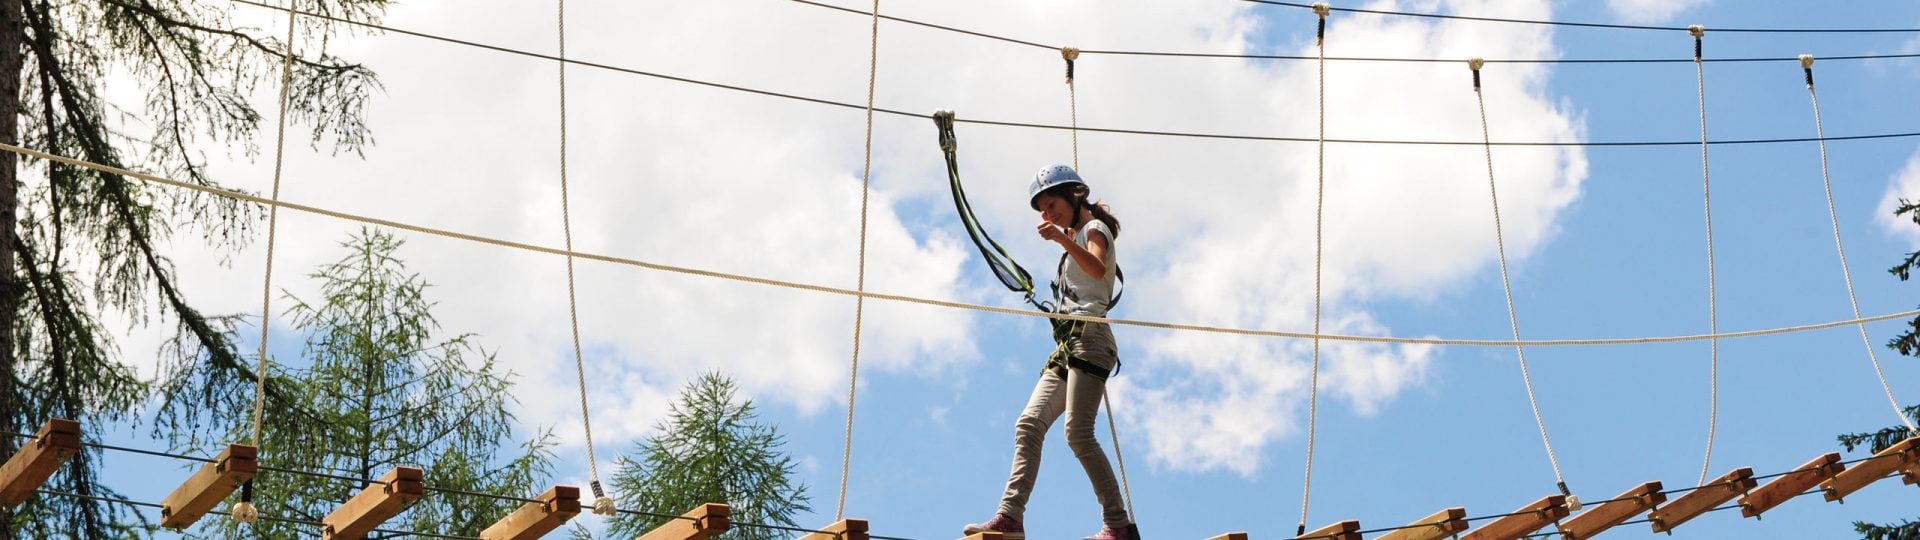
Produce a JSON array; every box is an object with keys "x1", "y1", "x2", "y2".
[
  {"x1": 1691, "y1": 25, "x2": 1721, "y2": 487},
  {"x1": 1800, "y1": 56, "x2": 1920, "y2": 436},
  {"x1": 1063, "y1": 47, "x2": 1081, "y2": 170},
  {"x1": 1240, "y1": 0, "x2": 1920, "y2": 33},
  {"x1": 6, "y1": 142, "x2": 1920, "y2": 348},
  {"x1": 1298, "y1": 3, "x2": 1329, "y2": 536},
  {"x1": 836, "y1": 0, "x2": 881, "y2": 520},
  {"x1": 1470, "y1": 59, "x2": 1572, "y2": 501},
  {"x1": 228, "y1": 2, "x2": 1920, "y2": 148},
  {"x1": 250, "y1": 0, "x2": 299, "y2": 452},
  {"x1": 785, "y1": 0, "x2": 1920, "y2": 65},
  {"x1": 554, "y1": 0, "x2": 614, "y2": 515},
  {"x1": 1061, "y1": 40, "x2": 1137, "y2": 527}
]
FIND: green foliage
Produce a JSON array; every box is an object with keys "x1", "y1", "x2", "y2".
[
  {"x1": 606, "y1": 373, "x2": 810, "y2": 540},
  {"x1": 4, "y1": 0, "x2": 389, "y2": 535},
  {"x1": 181, "y1": 229, "x2": 553, "y2": 538},
  {"x1": 1857, "y1": 519, "x2": 1920, "y2": 540},
  {"x1": 1837, "y1": 200, "x2": 1920, "y2": 539}
]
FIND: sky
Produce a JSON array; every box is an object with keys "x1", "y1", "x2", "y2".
[{"x1": 61, "y1": 0, "x2": 1920, "y2": 538}]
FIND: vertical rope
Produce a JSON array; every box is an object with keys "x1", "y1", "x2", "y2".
[
  {"x1": 1102, "y1": 393, "x2": 1136, "y2": 522},
  {"x1": 1063, "y1": 47, "x2": 1081, "y2": 171},
  {"x1": 1800, "y1": 55, "x2": 1920, "y2": 436},
  {"x1": 237, "y1": 1, "x2": 299, "y2": 523},
  {"x1": 837, "y1": 0, "x2": 881, "y2": 520},
  {"x1": 1064, "y1": 42, "x2": 1138, "y2": 525},
  {"x1": 1469, "y1": 59, "x2": 1573, "y2": 500},
  {"x1": 1298, "y1": 3, "x2": 1329, "y2": 536},
  {"x1": 556, "y1": 0, "x2": 614, "y2": 515},
  {"x1": 250, "y1": 0, "x2": 299, "y2": 454},
  {"x1": 1690, "y1": 25, "x2": 1721, "y2": 487}
]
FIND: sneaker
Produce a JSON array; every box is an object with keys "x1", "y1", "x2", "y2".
[
  {"x1": 961, "y1": 513, "x2": 1026, "y2": 539},
  {"x1": 1083, "y1": 525, "x2": 1136, "y2": 540}
]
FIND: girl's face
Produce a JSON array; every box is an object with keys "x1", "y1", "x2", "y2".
[{"x1": 1035, "y1": 193, "x2": 1074, "y2": 228}]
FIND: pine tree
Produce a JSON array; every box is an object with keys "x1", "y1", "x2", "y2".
[
  {"x1": 184, "y1": 228, "x2": 554, "y2": 538},
  {"x1": 604, "y1": 372, "x2": 810, "y2": 539}
]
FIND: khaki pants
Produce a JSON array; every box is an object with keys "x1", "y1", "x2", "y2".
[{"x1": 996, "y1": 323, "x2": 1129, "y2": 528}]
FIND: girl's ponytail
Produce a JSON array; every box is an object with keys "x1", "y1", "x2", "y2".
[{"x1": 1073, "y1": 186, "x2": 1121, "y2": 239}]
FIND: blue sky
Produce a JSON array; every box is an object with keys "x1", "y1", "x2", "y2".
[{"x1": 73, "y1": 0, "x2": 1920, "y2": 539}]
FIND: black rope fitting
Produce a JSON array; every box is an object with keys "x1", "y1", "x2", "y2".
[
  {"x1": 240, "y1": 479, "x2": 254, "y2": 502},
  {"x1": 1800, "y1": 54, "x2": 1816, "y2": 88},
  {"x1": 591, "y1": 480, "x2": 606, "y2": 499},
  {"x1": 1468, "y1": 57, "x2": 1485, "y2": 90},
  {"x1": 1313, "y1": 2, "x2": 1331, "y2": 46},
  {"x1": 1062, "y1": 47, "x2": 1080, "y2": 83},
  {"x1": 1557, "y1": 480, "x2": 1572, "y2": 497},
  {"x1": 1297, "y1": 523, "x2": 1308, "y2": 536},
  {"x1": 1690, "y1": 25, "x2": 1704, "y2": 61}
]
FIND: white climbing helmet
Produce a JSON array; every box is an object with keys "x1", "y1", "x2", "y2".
[{"x1": 1028, "y1": 164, "x2": 1087, "y2": 210}]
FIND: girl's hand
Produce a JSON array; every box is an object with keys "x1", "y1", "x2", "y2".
[{"x1": 1037, "y1": 221, "x2": 1070, "y2": 244}]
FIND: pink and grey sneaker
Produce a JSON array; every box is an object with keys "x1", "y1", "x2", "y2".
[
  {"x1": 1083, "y1": 525, "x2": 1137, "y2": 540},
  {"x1": 961, "y1": 513, "x2": 1025, "y2": 539}
]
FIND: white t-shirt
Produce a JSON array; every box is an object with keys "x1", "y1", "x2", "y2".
[{"x1": 1056, "y1": 219, "x2": 1118, "y2": 317}]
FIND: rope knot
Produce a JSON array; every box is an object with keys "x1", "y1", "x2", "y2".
[
  {"x1": 230, "y1": 502, "x2": 259, "y2": 523},
  {"x1": 1468, "y1": 57, "x2": 1485, "y2": 89}
]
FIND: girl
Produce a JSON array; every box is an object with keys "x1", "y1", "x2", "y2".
[{"x1": 965, "y1": 164, "x2": 1132, "y2": 540}]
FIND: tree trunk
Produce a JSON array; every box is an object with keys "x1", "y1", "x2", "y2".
[{"x1": 0, "y1": 0, "x2": 26, "y2": 533}]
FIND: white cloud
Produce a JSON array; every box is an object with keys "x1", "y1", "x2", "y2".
[
  {"x1": 1607, "y1": 0, "x2": 1711, "y2": 24},
  {"x1": 1878, "y1": 148, "x2": 1920, "y2": 248},
  {"x1": 115, "y1": 0, "x2": 1587, "y2": 477}
]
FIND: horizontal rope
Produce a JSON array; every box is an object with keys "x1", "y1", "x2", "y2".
[
  {"x1": 5, "y1": 141, "x2": 1917, "y2": 348},
  {"x1": 232, "y1": 0, "x2": 1920, "y2": 148},
  {"x1": 1242, "y1": 0, "x2": 1920, "y2": 33},
  {"x1": 791, "y1": 0, "x2": 1920, "y2": 64}
]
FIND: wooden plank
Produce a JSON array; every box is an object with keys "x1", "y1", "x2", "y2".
[
  {"x1": 959, "y1": 534, "x2": 1005, "y2": 540},
  {"x1": 797, "y1": 519, "x2": 868, "y2": 540},
  {"x1": 0, "y1": 418, "x2": 82, "y2": 506},
  {"x1": 159, "y1": 444, "x2": 258, "y2": 529},
  {"x1": 480, "y1": 485, "x2": 581, "y2": 540},
  {"x1": 1739, "y1": 452, "x2": 1844, "y2": 518},
  {"x1": 1822, "y1": 437, "x2": 1920, "y2": 502},
  {"x1": 322, "y1": 467, "x2": 425, "y2": 540},
  {"x1": 634, "y1": 503, "x2": 730, "y2": 540},
  {"x1": 1297, "y1": 519, "x2": 1361, "y2": 540},
  {"x1": 1649, "y1": 467, "x2": 1755, "y2": 533},
  {"x1": 1461, "y1": 495, "x2": 1569, "y2": 540},
  {"x1": 1206, "y1": 533, "x2": 1250, "y2": 540},
  {"x1": 1375, "y1": 507, "x2": 1468, "y2": 540},
  {"x1": 1559, "y1": 481, "x2": 1664, "y2": 540}
]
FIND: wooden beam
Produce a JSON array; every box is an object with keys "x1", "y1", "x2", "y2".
[
  {"x1": 158, "y1": 444, "x2": 258, "y2": 529},
  {"x1": 1739, "y1": 452, "x2": 1843, "y2": 518},
  {"x1": 322, "y1": 467, "x2": 425, "y2": 540},
  {"x1": 1460, "y1": 495, "x2": 1569, "y2": 540},
  {"x1": 1297, "y1": 519, "x2": 1361, "y2": 540},
  {"x1": 1375, "y1": 507, "x2": 1468, "y2": 540},
  {"x1": 635, "y1": 503, "x2": 730, "y2": 540},
  {"x1": 1559, "y1": 481, "x2": 1664, "y2": 540},
  {"x1": 1823, "y1": 437, "x2": 1920, "y2": 502},
  {"x1": 1649, "y1": 467, "x2": 1755, "y2": 533},
  {"x1": 1206, "y1": 533, "x2": 1250, "y2": 540},
  {"x1": 0, "y1": 418, "x2": 81, "y2": 507},
  {"x1": 480, "y1": 485, "x2": 581, "y2": 540},
  {"x1": 960, "y1": 533, "x2": 1005, "y2": 540},
  {"x1": 797, "y1": 519, "x2": 868, "y2": 540}
]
